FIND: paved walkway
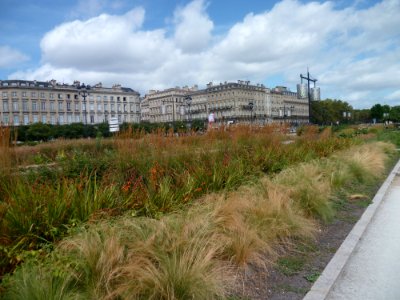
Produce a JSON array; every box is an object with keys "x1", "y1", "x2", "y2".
[
  {"x1": 326, "y1": 175, "x2": 400, "y2": 299},
  {"x1": 305, "y1": 160, "x2": 400, "y2": 300}
]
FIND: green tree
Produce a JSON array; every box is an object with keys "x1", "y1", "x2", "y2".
[
  {"x1": 389, "y1": 106, "x2": 400, "y2": 122},
  {"x1": 311, "y1": 99, "x2": 353, "y2": 125},
  {"x1": 370, "y1": 104, "x2": 383, "y2": 122}
]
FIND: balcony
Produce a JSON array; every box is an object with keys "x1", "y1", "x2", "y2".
[{"x1": 213, "y1": 105, "x2": 233, "y2": 112}]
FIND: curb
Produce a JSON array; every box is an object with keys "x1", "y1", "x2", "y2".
[{"x1": 303, "y1": 158, "x2": 400, "y2": 300}]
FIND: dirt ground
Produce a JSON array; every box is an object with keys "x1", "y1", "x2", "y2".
[{"x1": 231, "y1": 196, "x2": 370, "y2": 300}]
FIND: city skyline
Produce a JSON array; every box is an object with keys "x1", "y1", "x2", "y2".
[{"x1": 1, "y1": 0, "x2": 399, "y2": 109}]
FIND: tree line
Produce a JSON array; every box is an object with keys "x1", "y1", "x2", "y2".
[{"x1": 311, "y1": 99, "x2": 399, "y2": 125}]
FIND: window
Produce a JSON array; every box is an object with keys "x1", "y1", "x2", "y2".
[
  {"x1": 90, "y1": 115, "x2": 95, "y2": 124},
  {"x1": 111, "y1": 103, "x2": 115, "y2": 111},
  {"x1": 123, "y1": 97, "x2": 126, "y2": 101},
  {"x1": 89, "y1": 102, "x2": 94, "y2": 111},
  {"x1": 33, "y1": 115, "x2": 38, "y2": 123},
  {"x1": 23, "y1": 101, "x2": 28, "y2": 111},
  {"x1": 58, "y1": 102, "x2": 63, "y2": 111},
  {"x1": 67, "y1": 94, "x2": 71, "y2": 100},
  {"x1": 22, "y1": 92, "x2": 27, "y2": 97},
  {"x1": 104, "y1": 103, "x2": 108, "y2": 111},
  {"x1": 3, "y1": 101, "x2": 9, "y2": 112},
  {"x1": 74, "y1": 94, "x2": 78, "y2": 100},
  {"x1": 40, "y1": 92, "x2": 45, "y2": 98},
  {"x1": 97, "y1": 96, "x2": 101, "y2": 101},
  {"x1": 67, "y1": 102, "x2": 71, "y2": 111},
  {"x1": 67, "y1": 114, "x2": 73, "y2": 124},
  {"x1": 110, "y1": 96, "x2": 114, "y2": 101},
  {"x1": 23, "y1": 114, "x2": 29, "y2": 125},
  {"x1": 12, "y1": 101, "x2": 19, "y2": 111},
  {"x1": 97, "y1": 103, "x2": 102, "y2": 111},
  {"x1": 75, "y1": 102, "x2": 79, "y2": 111},
  {"x1": 13, "y1": 115, "x2": 20, "y2": 125},
  {"x1": 124, "y1": 104, "x2": 127, "y2": 112},
  {"x1": 50, "y1": 93, "x2": 54, "y2": 99},
  {"x1": 117, "y1": 104, "x2": 121, "y2": 112},
  {"x1": 50, "y1": 115, "x2": 56, "y2": 125},
  {"x1": 103, "y1": 95, "x2": 107, "y2": 101},
  {"x1": 41, "y1": 115, "x2": 47, "y2": 123},
  {"x1": 82, "y1": 103, "x2": 86, "y2": 111},
  {"x1": 89, "y1": 95, "x2": 94, "y2": 101},
  {"x1": 50, "y1": 102, "x2": 55, "y2": 112},
  {"x1": 32, "y1": 101, "x2": 37, "y2": 112},
  {"x1": 117, "y1": 96, "x2": 120, "y2": 101},
  {"x1": 57, "y1": 93, "x2": 63, "y2": 99},
  {"x1": 3, "y1": 114, "x2": 9, "y2": 124},
  {"x1": 74, "y1": 115, "x2": 80, "y2": 123},
  {"x1": 2, "y1": 92, "x2": 7, "y2": 98},
  {"x1": 31, "y1": 92, "x2": 36, "y2": 98},
  {"x1": 41, "y1": 101, "x2": 46, "y2": 111},
  {"x1": 59, "y1": 115, "x2": 64, "y2": 124},
  {"x1": 118, "y1": 115, "x2": 122, "y2": 123},
  {"x1": 12, "y1": 92, "x2": 17, "y2": 98}
]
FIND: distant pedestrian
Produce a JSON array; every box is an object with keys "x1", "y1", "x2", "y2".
[{"x1": 208, "y1": 113, "x2": 215, "y2": 130}]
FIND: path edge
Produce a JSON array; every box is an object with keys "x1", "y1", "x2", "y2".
[{"x1": 303, "y1": 158, "x2": 400, "y2": 300}]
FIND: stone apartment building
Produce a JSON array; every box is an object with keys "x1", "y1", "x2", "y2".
[
  {"x1": 0, "y1": 80, "x2": 140, "y2": 126},
  {"x1": 141, "y1": 86, "x2": 198, "y2": 123},
  {"x1": 140, "y1": 80, "x2": 309, "y2": 126}
]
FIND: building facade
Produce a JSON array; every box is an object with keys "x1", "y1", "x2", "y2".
[
  {"x1": 141, "y1": 86, "x2": 198, "y2": 123},
  {"x1": 0, "y1": 80, "x2": 140, "y2": 126},
  {"x1": 140, "y1": 80, "x2": 309, "y2": 126},
  {"x1": 187, "y1": 81, "x2": 310, "y2": 126}
]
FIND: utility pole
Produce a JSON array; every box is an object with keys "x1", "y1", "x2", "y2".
[{"x1": 300, "y1": 69, "x2": 317, "y2": 123}]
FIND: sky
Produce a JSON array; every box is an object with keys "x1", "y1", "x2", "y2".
[{"x1": 0, "y1": 0, "x2": 399, "y2": 109}]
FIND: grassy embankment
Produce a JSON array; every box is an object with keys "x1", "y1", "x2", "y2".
[{"x1": 0, "y1": 125, "x2": 398, "y2": 299}]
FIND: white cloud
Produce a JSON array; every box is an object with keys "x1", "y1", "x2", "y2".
[
  {"x1": 9, "y1": 0, "x2": 400, "y2": 108},
  {"x1": 0, "y1": 46, "x2": 29, "y2": 68},
  {"x1": 173, "y1": 0, "x2": 214, "y2": 53}
]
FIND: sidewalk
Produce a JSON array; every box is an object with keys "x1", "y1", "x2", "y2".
[{"x1": 304, "y1": 159, "x2": 400, "y2": 300}]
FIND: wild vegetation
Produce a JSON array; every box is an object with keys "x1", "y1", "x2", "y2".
[{"x1": 0, "y1": 124, "x2": 398, "y2": 298}]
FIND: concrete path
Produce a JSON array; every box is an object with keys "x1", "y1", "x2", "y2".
[
  {"x1": 305, "y1": 159, "x2": 400, "y2": 300},
  {"x1": 327, "y1": 175, "x2": 400, "y2": 299}
]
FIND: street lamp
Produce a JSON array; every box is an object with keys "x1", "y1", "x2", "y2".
[
  {"x1": 185, "y1": 95, "x2": 192, "y2": 128},
  {"x1": 249, "y1": 101, "x2": 254, "y2": 125},
  {"x1": 77, "y1": 83, "x2": 91, "y2": 125}
]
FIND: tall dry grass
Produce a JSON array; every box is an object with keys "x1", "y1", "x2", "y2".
[
  {"x1": 2, "y1": 141, "x2": 395, "y2": 299},
  {"x1": 0, "y1": 126, "x2": 15, "y2": 174}
]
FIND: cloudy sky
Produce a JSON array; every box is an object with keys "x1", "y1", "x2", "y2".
[{"x1": 0, "y1": 0, "x2": 399, "y2": 108}]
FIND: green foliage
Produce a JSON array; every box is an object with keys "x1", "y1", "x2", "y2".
[
  {"x1": 191, "y1": 119, "x2": 205, "y2": 131},
  {"x1": 304, "y1": 271, "x2": 321, "y2": 283},
  {"x1": 14, "y1": 122, "x2": 111, "y2": 142},
  {"x1": 370, "y1": 103, "x2": 384, "y2": 122},
  {"x1": 277, "y1": 256, "x2": 305, "y2": 276},
  {"x1": 311, "y1": 99, "x2": 353, "y2": 125},
  {"x1": 1, "y1": 262, "x2": 78, "y2": 300},
  {"x1": 25, "y1": 123, "x2": 53, "y2": 141}
]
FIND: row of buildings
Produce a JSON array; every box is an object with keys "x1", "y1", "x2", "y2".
[{"x1": 0, "y1": 78, "x2": 319, "y2": 127}]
